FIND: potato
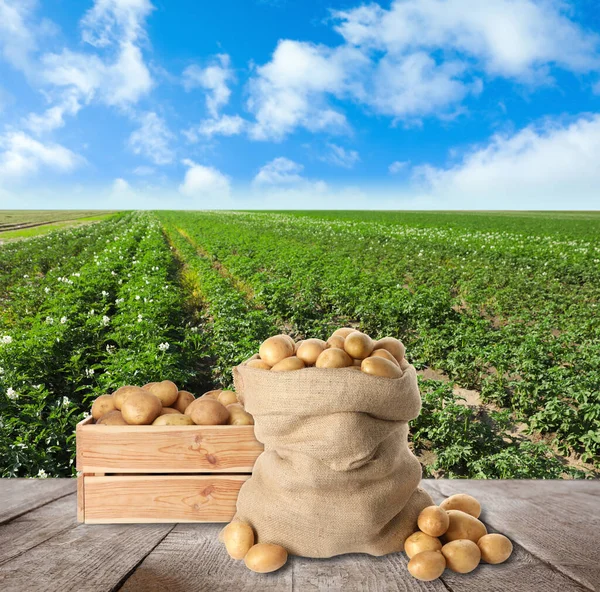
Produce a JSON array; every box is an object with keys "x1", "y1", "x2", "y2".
[
  {"x1": 91, "y1": 395, "x2": 116, "y2": 420},
  {"x1": 373, "y1": 337, "x2": 406, "y2": 363},
  {"x1": 188, "y1": 398, "x2": 229, "y2": 425},
  {"x1": 202, "y1": 389, "x2": 222, "y2": 399},
  {"x1": 361, "y1": 356, "x2": 403, "y2": 378},
  {"x1": 444, "y1": 510, "x2": 487, "y2": 543},
  {"x1": 281, "y1": 334, "x2": 295, "y2": 349},
  {"x1": 173, "y1": 390, "x2": 195, "y2": 414},
  {"x1": 227, "y1": 403, "x2": 254, "y2": 425},
  {"x1": 259, "y1": 335, "x2": 294, "y2": 367},
  {"x1": 96, "y1": 410, "x2": 128, "y2": 425},
  {"x1": 296, "y1": 338, "x2": 326, "y2": 365},
  {"x1": 315, "y1": 347, "x2": 352, "y2": 368},
  {"x1": 440, "y1": 493, "x2": 481, "y2": 518},
  {"x1": 442, "y1": 540, "x2": 481, "y2": 573},
  {"x1": 121, "y1": 392, "x2": 162, "y2": 425},
  {"x1": 404, "y1": 531, "x2": 442, "y2": 558},
  {"x1": 218, "y1": 390, "x2": 238, "y2": 406},
  {"x1": 113, "y1": 385, "x2": 145, "y2": 410},
  {"x1": 332, "y1": 327, "x2": 356, "y2": 338},
  {"x1": 293, "y1": 340, "x2": 304, "y2": 354},
  {"x1": 222, "y1": 521, "x2": 255, "y2": 560},
  {"x1": 344, "y1": 331, "x2": 374, "y2": 359},
  {"x1": 244, "y1": 543, "x2": 288, "y2": 573},
  {"x1": 326, "y1": 335, "x2": 345, "y2": 349},
  {"x1": 152, "y1": 414, "x2": 194, "y2": 426},
  {"x1": 370, "y1": 348, "x2": 400, "y2": 366},
  {"x1": 271, "y1": 356, "x2": 305, "y2": 371},
  {"x1": 159, "y1": 407, "x2": 182, "y2": 415},
  {"x1": 478, "y1": 534, "x2": 513, "y2": 564},
  {"x1": 246, "y1": 359, "x2": 271, "y2": 370},
  {"x1": 148, "y1": 380, "x2": 179, "y2": 407},
  {"x1": 407, "y1": 550, "x2": 446, "y2": 581},
  {"x1": 418, "y1": 506, "x2": 450, "y2": 537},
  {"x1": 142, "y1": 382, "x2": 158, "y2": 391}
]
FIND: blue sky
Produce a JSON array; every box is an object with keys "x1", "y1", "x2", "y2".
[{"x1": 0, "y1": 0, "x2": 599, "y2": 210}]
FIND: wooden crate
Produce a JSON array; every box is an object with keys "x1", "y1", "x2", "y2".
[{"x1": 76, "y1": 417, "x2": 263, "y2": 524}]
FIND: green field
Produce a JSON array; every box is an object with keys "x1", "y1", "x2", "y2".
[{"x1": 1, "y1": 210, "x2": 598, "y2": 479}]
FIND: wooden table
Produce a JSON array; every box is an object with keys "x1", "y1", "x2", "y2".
[{"x1": 0, "y1": 479, "x2": 597, "y2": 591}]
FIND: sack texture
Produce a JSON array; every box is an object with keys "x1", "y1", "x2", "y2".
[{"x1": 232, "y1": 359, "x2": 433, "y2": 558}]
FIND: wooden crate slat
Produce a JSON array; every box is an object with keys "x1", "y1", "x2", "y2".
[{"x1": 83, "y1": 475, "x2": 248, "y2": 524}]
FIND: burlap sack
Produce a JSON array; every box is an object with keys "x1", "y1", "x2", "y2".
[{"x1": 232, "y1": 358, "x2": 433, "y2": 558}]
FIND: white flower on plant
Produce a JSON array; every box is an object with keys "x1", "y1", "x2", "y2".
[
  {"x1": 0, "y1": 366, "x2": 4, "y2": 374},
  {"x1": 190, "y1": 327, "x2": 198, "y2": 333},
  {"x1": 1, "y1": 335, "x2": 12, "y2": 344},
  {"x1": 158, "y1": 342, "x2": 170, "y2": 352},
  {"x1": 46, "y1": 316, "x2": 54, "y2": 325},
  {"x1": 7, "y1": 387, "x2": 18, "y2": 400},
  {"x1": 111, "y1": 271, "x2": 116, "y2": 276},
  {"x1": 115, "y1": 298, "x2": 124, "y2": 304},
  {"x1": 23, "y1": 274, "x2": 29, "y2": 278},
  {"x1": 106, "y1": 344, "x2": 115, "y2": 353},
  {"x1": 60, "y1": 317, "x2": 68, "y2": 324},
  {"x1": 62, "y1": 396, "x2": 71, "y2": 406},
  {"x1": 44, "y1": 287, "x2": 50, "y2": 294},
  {"x1": 102, "y1": 290, "x2": 109, "y2": 297},
  {"x1": 135, "y1": 295, "x2": 140, "y2": 300},
  {"x1": 102, "y1": 315, "x2": 110, "y2": 326},
  {"x1": 137, "y1": 314, "x2": 143, "y2": 322},
  {"x1": 85, "y1": 368, "x2": 95, "y2": 377},
  {"x1": 73, "y1": 272, "x2": 80, "y2": 277},
  {"x1": 37, "y1": 469, "x2": 48, "y2": 479},
  {"x1": 82, "y1": 411, "x2": 91, "y2": 419}
]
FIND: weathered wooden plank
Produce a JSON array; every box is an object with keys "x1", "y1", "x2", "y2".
[
  {"x1": 0, "y1": 478, "x2": 76, "y2": 525},
  {"x1": 425, "y1": 480, "x2": 599, "y2": 592},
  {"x1": 119, "y1": 523, "x2": 293, "y2": 592},
  {"x1": 76, "y1": 420, "x2": 262, "y2": 473},
  {"x1": 0, "y1": 520, "x2": 174, "y2": 592},
  {"x1": 0, "y1": 494, "x2": 77, "y2": 566},
  {"x1": 83, "y1": 475, "x2": 248, "y2": 523}
]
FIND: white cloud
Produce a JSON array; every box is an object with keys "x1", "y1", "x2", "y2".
[
  {"x1": 414, "y1": 114, "x2": 600, "y2": 203},
  {"x1": 24, "y1": 91, "x2": 82, "y2": 134},
  {"x1": 0, "y1": 131, "x2": 81, "y2": 179},
  {"x1": 184, "y1": 114, "x2": 247, "y2": 141},
  {"x1": 0, "y1": 0, "x2": 37, "y2": 73},
  {"x1": 333, "y1": 0, "x2": 600, "y2": 80},
  {"x1": 253, "y1": 157, "x2": 328, "y2": 194},
  {"x1": 247, "y1": 40, "x2": 366, "y2": 141},
  {"x1": 133, "y1": 165, "x2": 155, "y2": 175},
  {"x1": 179, "y1": 158, "x2": 230, "y2": 198},
  {"x1": 112, "y1": 177, "x2": 132, "y2": 192},
  {"x1": 321, "y1": 143, "x2": 359, "y2": 168},
  {"x1": 183, "y1": 54, "x2": 234, "y2": 117},
  {"x1": 128, "y1": 111, "x2": 174, "y2": 165},
  {"x1": 389, "y1": 160, "x2": 409, "y2": 174}
]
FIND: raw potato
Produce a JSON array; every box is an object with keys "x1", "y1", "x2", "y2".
[
  {"x1": 246, "y1": 359, "x2": 271, "y2": 370},
  {"x1": 189, "y1": 398, "x2": 229, "y2": 425},
  {"x1": 404, "y1": 531, "x2": 443, "y2": 558},
  {"x1": 315, "y1": 347, "x2": 352, "y2": 368},
  {"x1": 407, "y1": 550, "x2": 446, "y2": 581},
  {"x1": 159, "y1": 407, "x2": 182, "y2": 415},
  {"x1": 173, "y1": 390, "x2": 195, "y2": 414},
  {"x1": 202, "y1": 389, "x2": 222, "y2": 399},
  {"x1": 418, "y1": 506, "x2": 450, "y2": 537},
  {"x1": 281, "y1": 334, "x2": 295, "y2": 349},
  {"x1": 478, "y1": 534, "x2": 513, "y2": 564},
  {"x1": 96, "y1": 410, "x2": 128, "y2": 425},
  {"x1": 91, "y1": 395, "x2": 116, "y2": 420},
  {"x1": 142, "y1": 382, "x2": 158, "y2": 391},
  {"x1": 222, "y1": 521, "x2": 255, "y2": 560},
  {"x1": 361, "y1": 356, "x2": 403, "y2": 378},
  {"x1": 296, "y1": 339, "x2": 326, "y2": 365},
  {"x1": 332, "y1": 327, "x2": 355, "y2": 338},
  {"x1": 148, "y1": 380, "x2": 179, "y2": 407},
  {"x1": 121, "y1": 392, "x2": 162, "y2": 425},
  {"x1": 440, "y1": 493, "x2": 482, "y2": 518},
  {"x1": 113, "y1": 385, "x2": 145, "y2": 410},
  {"x1": 327, "y1": 335, "x2": 345, "y2": 349},
  {"x1": 259, "y1": 335, "x2": 294, "y2": 367},
  {"x1": 444, "y1": 510, "x2": 487, "y2": 543},
  {"x1": 370, "y1": 348, "x2": 400, "y2": 366},
  {"x1": 271, "y1": 356, "x2": 306, "y2": 371},
  {"x1": 227, "y1": 403, "x2": 254, "y2": 425},
  {"x1": 152, "y1": 414, "x2": 194, "y2": 426},
  {"x1": 218, "y1": 390, "x2": 238, "y2": 406},
  {"x1": 344, "y1": 331, "x2": 374, "y2": 359},
  {"x1": 442, "y1": 540, "x2": 481, "y2": 573},
  {"x1": 244, "y1": 543, "x2": 288, "y2": 573},
  {"x1": 373, "y1": 337, "x2": 406, "y2": 364},
  {"x1": 294, "y1": 340, "x2": 304, "y2": 354}
]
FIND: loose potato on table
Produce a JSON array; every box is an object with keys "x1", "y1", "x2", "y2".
[
  {"x1": 440, "y1": 493, "x2": 481, "y2": 518},
  {"x1": 187, "y1": 398, "x2": 230, "y2": 425},
  {"x1": 477, "y1": 533, "x2": 513, "y2": 564},
  {"x1": 442, "y1": 540, "x2": 481, "y2": 573},
  {"x1": 148, "y1": 380, "x2": 179, "y2": 407},
  {"x1": 418, "y1": 506, "x2": 450, "y2": 537},
  {"x1": 244, "y1": 543, "x2": 288, "y2": 573},
  {"x1": 407, "y1": 550, "x2": 446, "y2": 581},
  {"x1": 121, "y1": 392, "x2": 162, "y2": 425},
  {"x1": 152, "y1": 414, "x2": 194, "y2": 426},
  {"x1": 222, "y1": 521, "x2": 255, "y2": 560},
  {"x1": 443, "y1": 510, "x2": 487, "y2": 543},
  {"x1": 91, "y1": 395, "x2": 115, "y2": 420},
  {"x1": 404, "y1": 531, "x2": 442, "y2": 558}
]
